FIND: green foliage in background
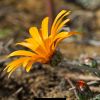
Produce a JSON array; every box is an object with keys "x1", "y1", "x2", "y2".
[{"x1": 0, "y1": 28, "x2": 12, "y2": 38}]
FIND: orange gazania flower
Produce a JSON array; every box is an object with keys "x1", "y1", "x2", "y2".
[{"x1": 4, "y1": 10, "x2": 78, "y2": 76}]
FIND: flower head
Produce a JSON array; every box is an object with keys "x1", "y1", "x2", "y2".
[{"x1": 4, "y1": 10, "x2": 78, "y2": 77}]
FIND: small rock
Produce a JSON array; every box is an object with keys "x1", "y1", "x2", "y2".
[{"x1": 76, "y1": 0, "x2": 100, "y2": 10}]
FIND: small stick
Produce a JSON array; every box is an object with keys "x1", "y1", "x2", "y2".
[
  {"x1": 12, "y1": 87, "x2": 23, "y2": 96},
  {"x1": 64, "y1": 73, "x2": 100, "y2": 81},
  {"x1": 66, "y1": 78, "x2": 79, "y2": 99}
]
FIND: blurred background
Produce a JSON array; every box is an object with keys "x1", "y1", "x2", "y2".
[
  {"x1": 0, "y1": 0, "x2": 100, "y2": 99},
  {"x1": 0, "y1": 0, "x2": 100, "y2": 58}
]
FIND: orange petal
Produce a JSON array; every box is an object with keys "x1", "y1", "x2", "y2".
[
  {"x1": 21, "y1": 38, "x2": 48, "y2": 57},
  {"x1": 56, "y1": 19, "x2": 70, "y2": 33},
  {"x1": 4, "y1": 57, "x2": 28, "y2": 77},
  {"x1": 51, "y1": 10, "x2": 66, "y2": 34},
  {"x1": 41, "y1": 17, "x2": 49, "y2": 40},
  {"x1": 16, "y1": 42, "x2": 37, "y2": 53},
  {"x1": 8, "y1": 67, "x2": 16, "y2": 78},
  {"x1": 25, "y1": 38, "x2": 39, "y2": 47},
  {"x1": 44, "y1": 36, "x2": 53, "y2": 53},
  {"x1": 7, "y1": 57, "x2": 27, "y2": 72},
  {"x1": 52, "y1": 11, "x2": 71, "y2": 35},
  {"x1": 25, "y1": 55, "x2": 46, "y2": 72},
  {"x1": 26, "y1": 61, "x2": 33, "y2": 72},
  {"x1": 17, "y1": 42, "x2": 48, "y2": 58},
  {"x1": 29, "y1": 27, "x2": 43, "y2": 44},
  {"x1": 23, "y1": 58, "x2": 31, "y2": 68},
  {"x1": 7, "y1": 50, "x2": 36, "y2": 57},
  {"x1": 52, "y1": 31, "x2": 78, "y2": 49},
  {"x1": 29, "y1": 27, "x2": 48, "y2": 54}
]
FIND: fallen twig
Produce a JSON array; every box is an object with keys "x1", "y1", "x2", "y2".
[
  {"x1": 12, "y1": 87, "x2": 23, "y2": 96},
  {"x1": 65, "y1": 73, "x2": 100, "y2": 81},
  {"x1": 66, "y1": 78, "x2": 79, "y2": 99}
]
